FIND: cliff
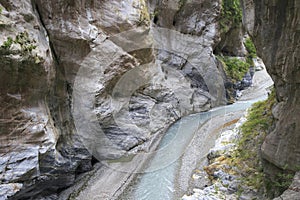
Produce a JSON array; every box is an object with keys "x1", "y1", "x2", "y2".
[
  {"x1": 241, "y1": 0, "x2": 300, "y2": 172},
  {"x1": 241, "y1": 0, "x2": 300, "y2": 197},
  {"x1": 0, "y1": 1, "x2": 92, "y2": 199}
]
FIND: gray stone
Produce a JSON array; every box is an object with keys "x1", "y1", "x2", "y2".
[{"x1": 0, "y1": 184, "x2": 23, "y2": 199}]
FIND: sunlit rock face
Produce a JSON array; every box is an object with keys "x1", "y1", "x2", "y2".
[
  {"x1": 241, "y1": 0, "x2": 300, "y2": 172},
  {"x1": 33, "y1": 0, "x2": 228, "y2": 160}
]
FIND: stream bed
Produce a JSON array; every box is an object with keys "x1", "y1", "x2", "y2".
[{"x1": 120, "y1": 96, "x2": 267, "y2": 200}]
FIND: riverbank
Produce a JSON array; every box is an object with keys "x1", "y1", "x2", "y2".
[
  {"x1": 177, "y1": 65, "x2": 273, "y2": 199},
  {"x1": 182, "y1": 115, "x2": 249, "y2": 200},
  {"x1": 58, "y1": 125, "x2": 172, "y2": 200},
  {"x1": 180, "y1": 66, "x2": 274, "y2": 200},
  {"x1": 174, "y1": 110, "x2": 245, "y2": 198},
  {"x1": 239, "y1": 62, "x2": 273, "y2": 101}
]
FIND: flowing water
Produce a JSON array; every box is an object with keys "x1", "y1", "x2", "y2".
[{"x1": 120, "y1": 97, "x2": 267, "y2": 200}]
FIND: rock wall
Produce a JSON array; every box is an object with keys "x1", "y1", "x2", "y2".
[
  {"x1": 241, "y1": 0, "x2": 300, "y2": 172},
  {"x1": 0, "y1": 1, "x2": 92, "y2": 199}
]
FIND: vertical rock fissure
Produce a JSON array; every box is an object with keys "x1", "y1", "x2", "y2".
[{"x1": 31, "y1": 0, "x2": 60, "y2": 65}]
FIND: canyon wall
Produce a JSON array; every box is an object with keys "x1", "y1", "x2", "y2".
[
  {"x1": 241, "y1": 0, "x2": 300, "y2": 172},
  {"x1": 0, "y1": 0, "x2": 252, "y2": 199}
]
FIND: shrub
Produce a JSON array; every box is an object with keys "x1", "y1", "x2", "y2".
[
  {"x1": 14, "y1": 31, "x2": 37, "y2": 55},
  {"x1": 217, "y1": 56, "x2": 250, "y2": 81},
  {"x1": 220, "y1": 0, "x2": 242, "y2": 32},
  {"x1": 244, "y1": 37, "x2": 257, "y2": 66},
  {"x1": 1, "y1": 31, "x2": 43, "y2": 64}
]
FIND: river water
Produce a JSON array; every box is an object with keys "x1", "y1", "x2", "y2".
[{"x1": 120, "y1": 96, "x2": 268, "y2": 200}]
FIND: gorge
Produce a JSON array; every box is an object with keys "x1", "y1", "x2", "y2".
[{"x1": 0, "y1": 0, "x2": 299, "y2": 199}]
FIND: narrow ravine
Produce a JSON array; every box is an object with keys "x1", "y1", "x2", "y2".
[{"x1": 119, "y1": 67, "x2": 273, "y2": 200}]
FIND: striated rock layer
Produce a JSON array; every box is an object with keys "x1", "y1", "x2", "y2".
[{"x1": 241, "y1": 0, "x2": 300, "y2": 172}]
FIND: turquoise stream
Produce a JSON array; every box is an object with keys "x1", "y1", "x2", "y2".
[{"x1": 121, "y1": 97, "x2": 267, "y2": 200}]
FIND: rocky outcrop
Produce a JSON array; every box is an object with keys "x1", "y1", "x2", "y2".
[{"x1": 241, "y1": 0, "x2": 300, "y2": 172}]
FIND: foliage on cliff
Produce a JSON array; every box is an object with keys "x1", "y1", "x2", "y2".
[
  {"x1": 237, "y1": 91, "x2": 275, "y2": 155},
  {"x1": 244, "y1": 38, "x2": 257, "y2": 59},
  {"x1": 217, "y1": 56, "x2": 250, "y2": 82},
  {"x1": 216, "y1": 0, "x2": 248, "y2": 82},
  {"x1": 220, "y1": 0, "x2": 242, "y2": 32},
  {"x1": 0, "y1": 31, "x2": 43, "y2": 64},
  {"x1": 231, "y1": 90, "x2": 295, "y2": 197},
  {"x1": 233, "y1": 90, "x2": 276, "y2": 192},
  {"x1": 244, "y1": 37, "x2": 257, "y2": 65}
]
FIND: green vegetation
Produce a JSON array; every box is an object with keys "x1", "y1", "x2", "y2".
[
  {"x1": 202, "y1": 89, "x2": 294, "y2": 197},
  {"x1": 240, "y1": 91, "x2": 275, "y2": 137},
  {"x1": 232, "y1": 90, "x2": 276, "y2": 190},
  {"x1": 14, "y1": 31, "x2": 37, "y2": 54},
  {"x1": 0, "y1": 31, "x2": 42, "y2": 63},
  {"x1": 220, "y1": 0, "x2": 242, "y2": 32},
  {"x1": 264, "y1": 165, "x2": 296, "y2": 197},
  {"x1": 244, "y1": 37, "x2": 257, "y2": 59},
  {"x1": 214, "y1": 90, "x2": 294, "y2": 197},
  {"x1": 217, "y1": 56, "x2": 250, "y2": 81},
  {"x1": 264, "y1": 171, "x2": 295, "y2": 197},
  {"x1": 274, "y1": 173, "x2": 294, "y2": 188},
  {"x1": 138, "y1": 1, "x2": 150, "y2": 26},
  {"x1": 244, "y1": 37, "x2": 257, "y2": 65},
  {"x1": 1, "y1": 31, "x2": 36, "y2": 53},
  {"x1": 1, "y1": 37, "x2": 13, "y2": 49}
]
